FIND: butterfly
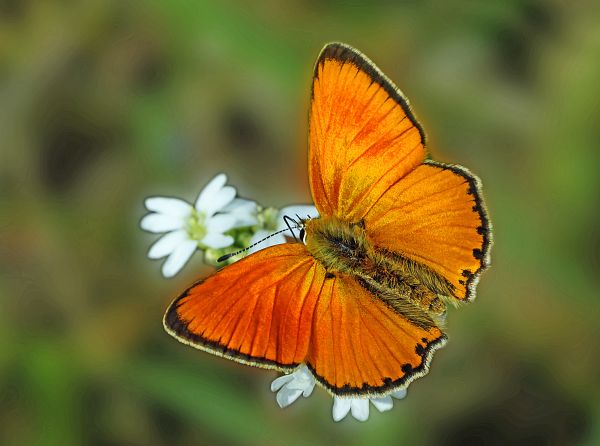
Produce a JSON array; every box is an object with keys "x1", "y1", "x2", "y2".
[{"x1": 164, "y1": 42, "x2": 492, "y2": 397}]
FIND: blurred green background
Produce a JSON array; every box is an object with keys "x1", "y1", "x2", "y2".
[{"x1": 2, "y1": 1, "x2": 599, "y2": 445}]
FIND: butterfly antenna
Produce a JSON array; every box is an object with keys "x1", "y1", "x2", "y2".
[
  {"x1": 282, "y1": 215, "x2": 300, "y2": 242},
  {"x1": 217, "y1": 228, "x2": 290, "y2": 263},
  {"x1": 295, "y1": 213, "x2": 315, "y2": 225}
]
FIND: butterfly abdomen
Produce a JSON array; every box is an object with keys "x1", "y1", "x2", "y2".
[{"x1": 305, "y1": 216, "x2": 448, "y2": 327}]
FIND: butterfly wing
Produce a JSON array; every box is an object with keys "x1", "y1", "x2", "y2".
[
  {"x1": 306, "y1": 273, "x2": 446, "y2": 396},
  {"x1": 309, "y1": 43, "x2": 426, "y2": 222},
  {"x1": 364, "y1": 161, "x2": 492, "y2": 302},
  {"x1": 164, "y1": 243, "x2": 325, "y2": 370},
  {"x1": 165, "y1": 240, "x2": 446, "y2": 396},
  {"x1": 309, "y1": 43, "x2": 491, "y2": 302}
]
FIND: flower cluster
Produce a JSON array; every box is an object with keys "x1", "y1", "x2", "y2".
[
  {"x1": 271, "y1": 364, "x2": 407, "y2": 422},
  {"x1": 141, "y1": 173, "x2": 406, "y2": 421},
  {"x1": 141, "y1": 173, "x2": 318, "y2": 277}
]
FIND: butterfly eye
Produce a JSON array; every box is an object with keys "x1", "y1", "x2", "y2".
[{"x1": 299, "y1": 228, "x2": 306, "y2": 244}]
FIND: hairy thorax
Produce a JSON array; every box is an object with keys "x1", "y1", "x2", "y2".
[{"x1": 304, "y1": 216, "x2": 453, "y2": 328}]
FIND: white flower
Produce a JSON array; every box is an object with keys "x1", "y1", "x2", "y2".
[
  {"x1": 141, "y1": 173, "x2": 255, "y2": 277},
  {"x1": 332, "y1": 389, "x2": 407, "y2": 422},
  {"x1": 249, "y1": 205, "x2": 319, "y2": 253},
  {"x1": 270, "y1": 364, "x2": 316, "y2": 408},
  {"x1": 270, "y1": 363, "x2": 408, "y2": 422}
]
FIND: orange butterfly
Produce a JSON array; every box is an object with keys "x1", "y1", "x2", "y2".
[{"x1": 164, "y1": 43, "x2": 492, "y2": 397}]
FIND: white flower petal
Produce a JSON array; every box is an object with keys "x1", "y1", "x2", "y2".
[
  {"x1": 271, "y1": 365, "x2": 316, "y2": 409},
  {"x1": 223, "y1": 197, "x2": 255, "y2": 212},
  {"x1": 371, "y1": 396, "x2": 394, "y2": 412},
  {"x1": 276, "y1": 387, "x2": 303, "y2": 408},
  {"x1": 295, "y1": 366, "x2": 316, "y2": 397},
  {"x1": 203, "y1": 186, "x2": 236, "y2": 218},
  {"x1": 201, "y1": 233, "x2": 234, "y2": 249},
  {"x1": 232, "y1": 216, "x2": 258, "y2": 228},
  {"x1": 145, "y1": 197, "x2": 191, "y2": 217},
  {"x1": 350, "y1": 398, "x2": 370, "y2": 421},
  {"x1": 276, "y1": 205, "x2": 319, "y2": 231},
  {"x1": 284, "y1": 367, "x2": 315, "y2": 391},
  {"x1": 222, "y1": 198, "x2": 259, "y2": 227},
  {"x1": 140, "y1": 213, "x2": 185, "y2": 233},
  {"x1": 194, "y1": 173, "x2": 227, "y2": 212},
  {"x1": 302, "y1": 382, "x2": 315, "y2": 398},
  {"x1": 271, "y1": 374, "x2": 294, "y2": 392},
  {"x1": 147, "y1": 229, "x2": 188, "y2": 259},
  {"x1": 231, "y1": 216, "x2": 258, "y2": 227},
  {"x1": 161, "y1": 239, "x2": 197, "y2": 277},
  {"x1": 206, "y1": 214, "x2": 236, "y2": 233},
  {"x1": 332, "y1": 397, "x2": 352, "y2": 422},
  {"x1": 392, "y1": 388, "x2": 407, "y2": 400},
  {"x1": 195, "y1": 174, "x2": 237, "y2": 217},
  {"x1": 297, "y1": 365, "x2": 315, "y2": 380}
]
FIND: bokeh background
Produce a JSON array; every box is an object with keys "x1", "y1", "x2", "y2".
[{"x1": 2, "y1": 1, "x2": 599, "y2": 445}]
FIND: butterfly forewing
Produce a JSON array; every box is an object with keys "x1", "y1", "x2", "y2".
[
  {"x1": 164, "y1": 243, "x2": 324, "y2": 370},
  {"x1": 309, "y1": 43, "x2": 426, "y2": 222}
]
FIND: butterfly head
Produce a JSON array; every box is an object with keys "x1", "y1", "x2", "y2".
[{"x1": 283, "y1": 213, "x2": 316, "y2": 245}]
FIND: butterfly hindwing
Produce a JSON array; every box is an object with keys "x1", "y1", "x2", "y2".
[
  {"x1": 306, "y1": 272, "x2": 446, "y2": 396},
  {"x1": 364, "y1": 161, "x2": 492, "y2": 302}
]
